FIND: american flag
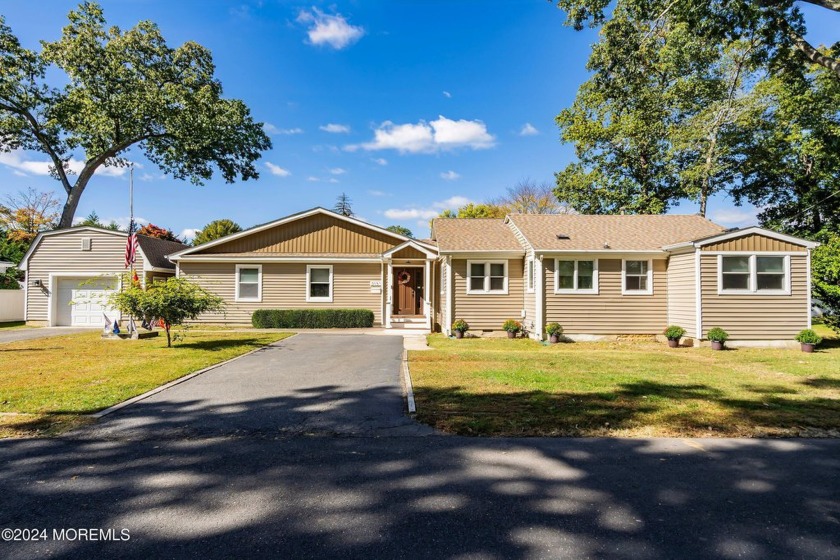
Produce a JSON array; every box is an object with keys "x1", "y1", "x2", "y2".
[{"x1": 124, "y1": 233, "x2": 138, "y2": 268}]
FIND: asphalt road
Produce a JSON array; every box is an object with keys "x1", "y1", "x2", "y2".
[{"x1": 0, "y1": 334, "x2": 838, "y2": 559}]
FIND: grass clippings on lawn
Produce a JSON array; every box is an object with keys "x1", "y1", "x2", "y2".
[
  {"x1": 0, "y1": 330, "x2": 293, "y2": 438},
  {"x1": 410, "y1": 326, "x2": 840, "y2": 438}
]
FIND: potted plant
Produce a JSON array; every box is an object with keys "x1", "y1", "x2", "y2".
[
  {"x1": 546, "y1": 322, "x2": 563, "y2": 343},
  {"x1": 664, "y1": 325, "x2": 686, "y2": 348},
  {"x1": 795, "y1": 329, "x2": 822, "y2": 353},
  {"x1": 707, "y1": 327, "x2": 729, "y2": 351},
  {"x1": 502, "y1": 319, "x2": 522, "y2": 339},
  {"x1": 451, "y1": 319, "x2": 469, "y2": 339}
]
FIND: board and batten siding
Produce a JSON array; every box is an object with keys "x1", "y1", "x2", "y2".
[
  {"x1": 26, "y1": 230, "x2": 143, "y2": 323},
  {"x1": 196, "y1": 214, "x2": 401, "y2": 255},
  {"x1": 701, "y1": 233, "x2": 806, "y2": 253},
  {"x1": 544, "y1": 258, "x2": 667, "y2": 334},
  {"x1": 450, "y1": 258, "x2": 524, "y2": 330},
  {"x1": 179, "y1": 261, "x2": 385, "y2": 325},
  {"x1": 699, "y1": 254, "x2": 808, "y2": 340},
  {"x1": 666, "y1": 251, "x2": 697, "y2": 338}
]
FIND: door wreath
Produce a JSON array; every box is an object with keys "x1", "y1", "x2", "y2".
[{"x1": 397, "y1": 271, "x2": 411, "y2": 285}]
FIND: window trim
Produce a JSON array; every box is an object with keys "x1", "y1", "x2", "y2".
[
  {"x1": 235, "y1": 264, "x2": 262, "y2": 303},
  {"x1": 717, "y1": 254, "x2": 790, "y2": 296},
  {"x1": 306, "y1": 264, "x2": 334, "y2": 303},
  {"x1": 466, "y1": 260, "x2": 509, "y2": 295},
  {"x1": 621, "y1": 259, "x2": 654, "y2": 296},
  {"x1": 526, "y1": 257, "x2": 535, "y2": 293},
  {"x1": 554, "y1": 259, "x2": 599, "y2": 295}
]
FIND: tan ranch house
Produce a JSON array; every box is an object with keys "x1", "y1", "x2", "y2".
[{"x1": 169, "y1": 207, "x2": 817, "y2": 345}]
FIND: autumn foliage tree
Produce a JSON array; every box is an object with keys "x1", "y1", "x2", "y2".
[
  {"x1": 137, "y1": 223, "x2": 180, "y2": 242},
  {"x1": 0, "y1": 187, "x2": 60, "y2": 244}
]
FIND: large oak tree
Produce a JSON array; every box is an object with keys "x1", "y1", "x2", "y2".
[{"x1": 0, "y1": 2, "x2": 271, "y2": 228}]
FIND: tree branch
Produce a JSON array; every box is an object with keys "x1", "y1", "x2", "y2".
[
  {"x1": 0, "y1": 100, "x2": 73, "y2": 194},
  {"x1": 796, "y1": 0, "x2": 840, "y2": 11},
  {"x1": 777, "y1": 17, "x2": 840, "y2": 79}
]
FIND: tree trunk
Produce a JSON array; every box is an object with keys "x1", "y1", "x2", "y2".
[
  {"x1": 165, "y1": 324, "x2": 172, "y2": 348},
  {"x1": 58, "y1": 181, "x2": 88, "y2": 229}
]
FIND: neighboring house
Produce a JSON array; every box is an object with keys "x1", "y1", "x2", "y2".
[
  {"x1": 0, "y1": 260, "x2": 14, "y2": 274},
  {"x1": 169, "y1": 207, "x2": 817, "y2": 345},
  {"x1": 19, "y1": 227, "x2": 186, "y2": 326}
]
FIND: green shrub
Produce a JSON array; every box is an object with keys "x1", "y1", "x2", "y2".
[
  {"x1": 252, "y1": 309, "x2": 374, "y2": 329},
  {"x1": 707, "y1": 327, "x2": 729, "y2": 343},
  {"x1": 664, "y1": 325, "x2": 686, "y2": 340},
  {"x1": 451, "y1": 319, "x2": 469, "y2": 333},
  {"x1": 545, "y1": 322, "x2": 563, "y2": 336},
  {"x1": 502, "y1": 319, "x2": 522, "y2": 333},
  {"x1": 795, "y1": 329, "x2": 822, "y2": 345}
]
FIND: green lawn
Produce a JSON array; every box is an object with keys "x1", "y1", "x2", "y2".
[
  {"x1": 0, "y1": 330, "x2": 293, "y2": 438},
  {"x1": 410, "y1": 325, "x2": 840, "y2": 438}
]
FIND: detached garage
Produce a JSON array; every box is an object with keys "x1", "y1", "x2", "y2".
[{"x1": 19, "y1": 227, "x2": 186, "y2": 327}]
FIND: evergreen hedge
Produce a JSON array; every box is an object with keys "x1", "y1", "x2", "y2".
[{"x1": 252, "y1": 309, "x2": 375, "y2": 329}]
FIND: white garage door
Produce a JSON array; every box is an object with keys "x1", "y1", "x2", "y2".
[{"x1": 55, "y1": 277, "x2": 120, "y2": 327}]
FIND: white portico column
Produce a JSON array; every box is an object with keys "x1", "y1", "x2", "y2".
[
  {"x1": 535, "y1": 255, "x2": 545, "y2": 340},
  {"x1": 425, "y1": 258, "x2": 432, "y2": 332},
  {"x1": 385, "y1": 259, "x2": 393, "y2": 328}
]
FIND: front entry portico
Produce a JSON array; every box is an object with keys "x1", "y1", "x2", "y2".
[
  {"x1": 382, "y1": 241, "x2": 439, "y2": 331},
  {"x1": 392, "y1": 266, "x2": 423, "y2": 316}
]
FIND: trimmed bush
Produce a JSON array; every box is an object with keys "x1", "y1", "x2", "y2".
[{"x1": 252, "y1": 309, "x2": 374, "y2": 329}]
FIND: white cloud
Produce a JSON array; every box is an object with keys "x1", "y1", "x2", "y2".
[
  {"x1": 0, "y1": 149, "x2": 128, "y2": 178},
  {"x1": 384, "y1": 208, "x2": 439, "y2": 220},
  {"x1": 320, "y1": 123, "x2": 351, "y2": 134},
  {"x1": 179, "y1": 228, "x2": 201, "y2": 242},
  {"x1": 264, "y1": 123, "x2": 304, "y2": 135},
  {"x1": 265, "y1": 162, "x2": 291, "y2": 177},
  {"x1": 443, "y1": 91, "x2": 452, "y2": 98},
  {"x1": 519, "y1": 123, "x2": 539, "y2": 136},
  {"x1": 329, "y1": 167, "x2": 346, "y2": 175},
  {"x1": 86, "y1": 216, "x2": 149, "y2": 230},
  {"x1": 372, "y1": 158, "x2": 388, "y2": 166},
  {"x1": 367, "y1": 189, "x2": 389, "y2": 197},
  {"x1": 440, "y1": 170, "x2": 460, "y2": 181},
  {"x1": 307, "y1": 176, "x2": 320, "y2": 182},
  {"x1": 355, "y1": 115, "x2": 495, "y2": 153},
  {"x1": 297, "y1": 8, "x2": 365, "y2": 50},
  {"x1": 709, "y1": 208, "x2": 758, "y2": 226},
  {"x1": 383, "y1": 195, "x2": 471, "y2": 221},
  {"x1": 328, "y1": 178, "x2": 339, "y2": 183}
]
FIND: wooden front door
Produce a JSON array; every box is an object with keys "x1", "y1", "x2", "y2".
[{"x1": 393, "y1": 267, "x2": 422, "y2": 315}]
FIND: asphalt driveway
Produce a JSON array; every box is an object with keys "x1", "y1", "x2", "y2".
[
  {"x1": 86, "y1": 333, "x2": 433, "y2": 440},
  {"x1": 0, "y1": 327, "x2": 93, "y2": 345}
]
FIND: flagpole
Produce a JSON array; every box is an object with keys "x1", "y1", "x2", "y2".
[{"x1": 128, "y1": 164, "x2": 135, "y2": 334}]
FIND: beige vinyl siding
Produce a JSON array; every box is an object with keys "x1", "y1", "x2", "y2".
[
  {"x1": 196, "y1": 214, "x2": 401, "y2": 255},
  {"x1": 451, "y1": 258, "x2": 524, "y2": 330},
  {"x1": 26, "y1": 230, "x2": 143, "y2": 323},
  {"x1": 666, "y1": 251, "x2": 697, "y2": 338},
  {"x1": 701, "y1": 234, "x2": 807, "y2": 253},
  {"x1": 545, "y1": 259, "x2": 667, "y2": 334},
  {"x1": 700, "y1": 254, "x2": 808, "y2": 340},
  {"x1": 179, "y1": 261, "x2": 384, "y2": 325}
]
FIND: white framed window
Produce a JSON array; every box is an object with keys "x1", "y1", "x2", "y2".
[
  {"x1": 622, "y1": 259, "x2": 653, "y2": 295},
  {"x1": 718, "y1": 255, "x2": 790, "y2": 295},
  {"x1": 526, "y1": 258, "x2": 535, "y2": 293},
  {"x1": 235, "y1": 264, "x2": 262, "y2": 302},
  {"x1": 554, "y1": 259, "x2": 598, "y2": 294},
  {"x1": 466, "y1": 260, "x2": 508, "y2": 294},
  {"x1": 306, "y1": 265, "x2": 333, "y2": 302}
]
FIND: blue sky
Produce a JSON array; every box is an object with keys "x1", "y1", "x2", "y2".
[{"x1": 1, "y1": 1, "x2": 839, "y2": 240}]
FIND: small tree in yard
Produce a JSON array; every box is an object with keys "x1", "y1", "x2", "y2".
[
  {"x1": 109, "y1": 277, "x2": 224, "y2": 347},
  {"x1": 812, "y1": 231, "x2": 840, "y2": 334}
]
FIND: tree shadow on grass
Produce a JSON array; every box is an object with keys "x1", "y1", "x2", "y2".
[
  {"x1": 173, "y1": 338, "x2": 272, "y2": 352},
  {"x1": 803, "y1": 377, "x2": 840, "y2": 389}
]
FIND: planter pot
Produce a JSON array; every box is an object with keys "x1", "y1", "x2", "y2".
[
  {"x1": 549, "y1": 334, "x2": 560, "y2": 344},
  {"x1": 711, "y1": 341, "x2": 725, "y2": 351},
  {"x1": 801, "y1": 343, "x2": 815, "y2": 353},
  {"x1": 507, "y1": 331, "x2": 517, "y2": 339},
  {"x1": 667, "y1": 338, "x2": 680, "y2": 348},
  {"x1": 454, "y1": 331, "x2": 464, "y2": 339}
]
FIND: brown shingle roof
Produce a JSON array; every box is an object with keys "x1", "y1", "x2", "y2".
[
  {"x1": 137, "y1": 235, "x2": 188, "y2": 269},
  {"x1": 507, "y1": 214, "x2": 725, "y2": 251},
  {"x1": 432, "y1": 218, "x2": 525, "y2": 252}
]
